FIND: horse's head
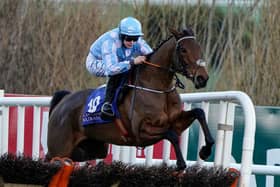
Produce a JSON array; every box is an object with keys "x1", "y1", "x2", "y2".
[{"x1": 169, "y1": 28, "x2": 208, "y2": 89}]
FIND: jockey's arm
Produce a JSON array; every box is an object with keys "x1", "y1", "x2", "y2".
[
  {"x1": 102, "y1": 41, "x2": 132, "y2": 76},
  {"x1": 103, "y1": 54, "x2": 132, "y2": 76},
  {"x1": 101, "y1": 39, "x2": 152, "y2": 76}
]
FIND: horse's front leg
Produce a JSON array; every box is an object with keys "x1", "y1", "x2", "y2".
[
  {"x1": 164, "y1": 130, "x2": 186, "y2": 171},
  {"x1": 174, "y1": 108, "x2": 215, "y2": 160}
]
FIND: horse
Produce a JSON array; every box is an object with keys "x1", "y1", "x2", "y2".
[{"x1": 47, "y1": 27, "x2": 215, "y2": 171}]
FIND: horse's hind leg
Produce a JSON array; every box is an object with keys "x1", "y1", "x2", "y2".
[{"x1": 71, "y1": 139, "x2": 108, "y2": 162}]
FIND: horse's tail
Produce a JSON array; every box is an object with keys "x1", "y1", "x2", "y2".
[{"x1": 49, "y1": 90, "x2": 71, "y2": 116}]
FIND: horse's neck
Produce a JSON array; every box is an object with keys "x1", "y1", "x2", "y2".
[
  {"x1": 138, "y1": 38, "x2": 176, "y2": 88},
  {"x1": 152, "y1": 37, "x2": 176, "y2": 68}
]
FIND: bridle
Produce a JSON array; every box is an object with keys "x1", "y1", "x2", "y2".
[
  {"x1": 173, "y1": 36, "x2": 207, "y2": 80},
  {"x1": 126, "y1": 35, "x2": 207, "y2": 94},
  {"x1": 143, "y1": 36, "x2": 206, "y2": 72},
  {"x1": 125, "y1": 34, "x2": 208, "y2": 131}
]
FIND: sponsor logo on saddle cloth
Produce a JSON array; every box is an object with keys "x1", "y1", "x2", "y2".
[{"x1": 82, "y1": 85, "x2": 121, "y2": 126}]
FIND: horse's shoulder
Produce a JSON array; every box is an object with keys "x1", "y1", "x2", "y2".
[{"x1": 167, "y1": 91, "x2": 182, "y2": 106}]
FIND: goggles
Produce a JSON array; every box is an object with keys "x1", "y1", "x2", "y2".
[{"x1": 124, "y1": 36, "x2": 139, "y2": 42}]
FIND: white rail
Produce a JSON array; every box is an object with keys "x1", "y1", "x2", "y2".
[
  {"x1": 0, "y1": 96, "x2": 51, "y2": 158},
  {"x1": 180, "y1": 91, "x2": 256, "y2": 187},
  {"x1": 0, "y1": 91, "x2": 257, "y2": 187}
]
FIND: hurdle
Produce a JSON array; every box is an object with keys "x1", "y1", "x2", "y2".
[{"x1": 0, "y1": 90, "x2": 257, "y2": 186}]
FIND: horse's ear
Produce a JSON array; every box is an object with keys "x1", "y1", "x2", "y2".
[
  {"x1": 168, "y1": 27, "x2": 180, "y2": 39},
  {"x1": 185, "y1": 26, "x2": 195, "y2": 36}
]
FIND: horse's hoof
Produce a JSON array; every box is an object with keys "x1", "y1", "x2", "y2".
[
  {"x1": 172, "y1": 170, "x2": 185, "y2": 176},
  {"x1": 50, "y1": 157, "x2": 64, "y2": 166},
  {"x1": 172, "y1": 170, "x2": 185, "y2": 183},
  {"x1": 199, "y1": 145, "x2": 211, "y2": 160}
]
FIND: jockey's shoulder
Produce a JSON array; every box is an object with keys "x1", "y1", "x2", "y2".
[
  {"x1": 95, "y1": 28, "x2": 120, "y2": 45},
  {"x1": 107, "y1": 28, "x2": 120, "y2": 40}
]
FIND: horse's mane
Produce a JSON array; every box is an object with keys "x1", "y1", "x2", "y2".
[
  {"x1": 146, "y1": 35, "x2": 173, "y2": 61},
  {"x1": 146, "y1": 27, "x2": 194, "y2": 61}
]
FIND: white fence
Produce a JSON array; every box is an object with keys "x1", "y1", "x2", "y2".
[{"x1": 1, "y1": 90, "x2": 279, "y2": 187}]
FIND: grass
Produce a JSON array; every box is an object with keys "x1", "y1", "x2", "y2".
[{"x1": 0, "y1": 0, "x2": 279, "y2": 106}]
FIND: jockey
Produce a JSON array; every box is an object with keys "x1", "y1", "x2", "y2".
[{"x1": 85, "y1": 17, "x2": 153, "y2": 120}]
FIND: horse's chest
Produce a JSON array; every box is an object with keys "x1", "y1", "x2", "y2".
[{"x1": 141, "y1": 112, "x2": 169, "y2": 129}]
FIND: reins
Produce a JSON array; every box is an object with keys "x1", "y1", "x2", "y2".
[
  {"x1": 125, "y1": 33, "x2": 198, "y2": 139},
  {"x1": 142, "y1": 36, "x2": 197, "y2": 72},
  {"x1": 142, "y1": 60, "x2": 161, "y2": 68},
  {"x1": 129, "y1": 36, "x2": 197, "y2": 93}
]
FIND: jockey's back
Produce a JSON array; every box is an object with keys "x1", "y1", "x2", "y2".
[{"x1": 89, "y1": 28, "x2": 152, "y2": 75}]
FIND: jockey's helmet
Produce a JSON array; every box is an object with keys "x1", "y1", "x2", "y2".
[{"x1": 119, "y1": 17, "x2": 144, "y2": 36}]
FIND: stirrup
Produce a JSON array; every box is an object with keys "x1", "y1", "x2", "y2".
[{"x1": 101, "y1": 102, "x2": 115, "y2": 120}]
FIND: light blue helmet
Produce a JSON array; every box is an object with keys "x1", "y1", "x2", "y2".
[{"x1": 119, "y1": 17, "x2": 144, "y2": 36}]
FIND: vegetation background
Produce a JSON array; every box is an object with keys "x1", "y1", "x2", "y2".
[{"x1": 0, "y1": 0, "x2": 279, "y2": 106}]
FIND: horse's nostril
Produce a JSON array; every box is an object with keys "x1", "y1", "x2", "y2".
[
  {"x1": 196, "y1": 76, "x2": 207, "y2": 87},
  {"x1": 197, "y1": 76, "x2": 204, "y2": 83}
]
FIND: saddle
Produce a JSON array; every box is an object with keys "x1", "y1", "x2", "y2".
[{"x1": 82, "y1": 79, "x2": 129, "y2": 126}]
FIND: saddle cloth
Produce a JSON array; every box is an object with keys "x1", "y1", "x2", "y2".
[{"x1": 82, "y1": 85, "x2": 121, "y2": 126}]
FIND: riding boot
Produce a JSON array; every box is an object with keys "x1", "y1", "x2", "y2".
[{"x1": 101, "y1": 74, "x2": 123, "y2": 120}]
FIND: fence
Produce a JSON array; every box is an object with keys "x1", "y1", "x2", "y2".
[{"x1": 1, "y1": 90, "x2": 277, "y2": 187}]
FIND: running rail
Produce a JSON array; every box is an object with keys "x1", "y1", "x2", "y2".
[
  {"x1": 0, "y1": 97, "x2": 51, "y2": 158},
  {"x1": 0, "y1": 91, "x2": 255, "y2": 187},
  {"x1": 180, "y1": 91, "x2": 256, "y2": 187}
]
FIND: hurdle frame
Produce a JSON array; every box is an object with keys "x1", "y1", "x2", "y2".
[{"x1": 0, "y1": 90, "x2": 257, "y2": 187}]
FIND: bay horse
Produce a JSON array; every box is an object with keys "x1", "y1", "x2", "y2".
[{"x1": 47, "y1": 28, "x2": 215, "y2": 171}]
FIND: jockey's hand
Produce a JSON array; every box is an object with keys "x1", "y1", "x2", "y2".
[{"x1": 133, "y1": 56, "x2": 146, "y2": 65}]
